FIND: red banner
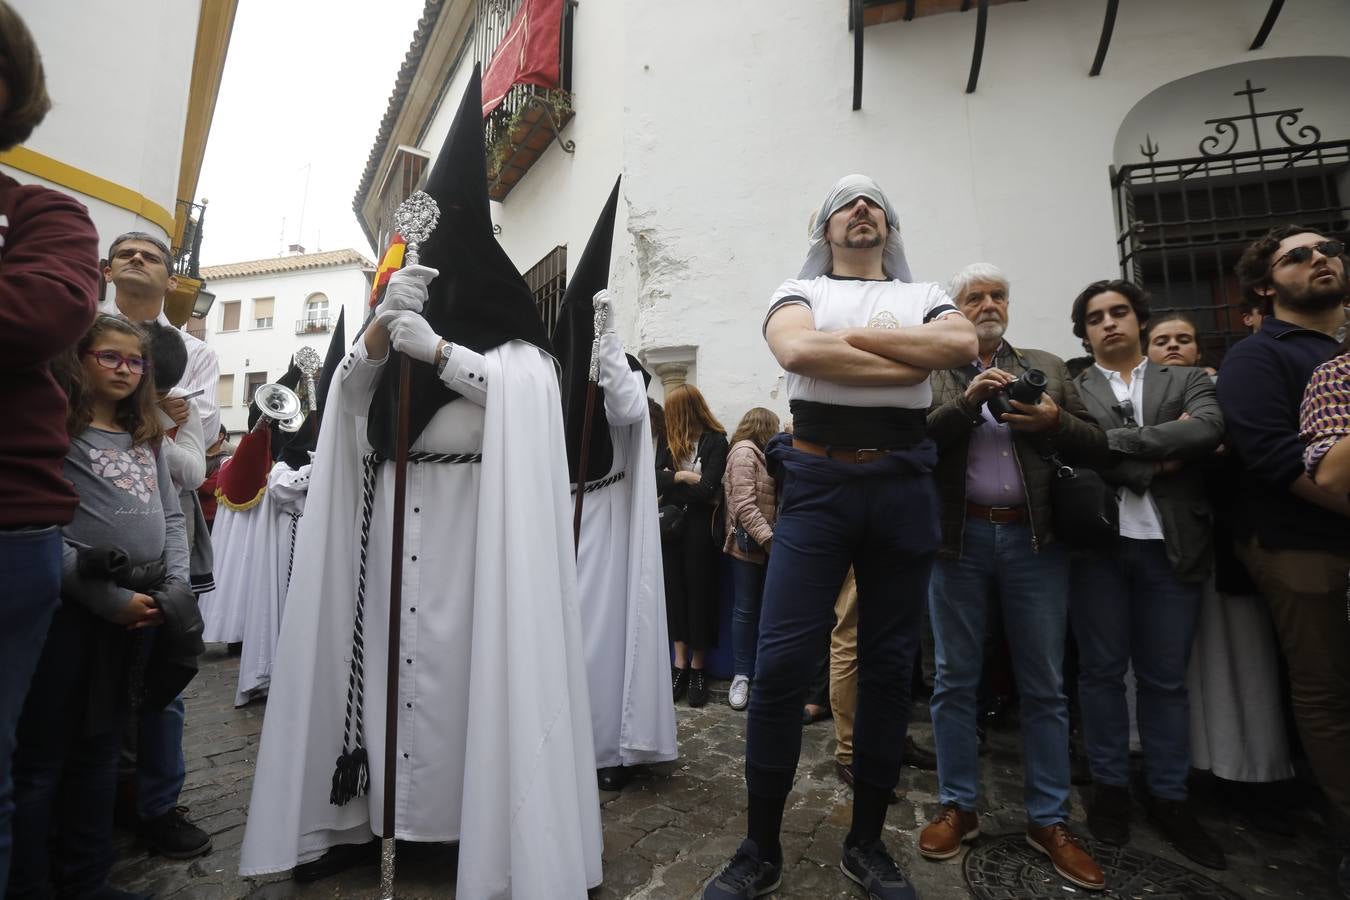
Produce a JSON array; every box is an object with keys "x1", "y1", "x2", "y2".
[{"x1": 480, "y1": 0, "x2": 563, "y2": 118}]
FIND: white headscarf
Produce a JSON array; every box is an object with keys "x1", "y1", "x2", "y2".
[{"x1": 799, "y1": 174, "x2": 912, "y2": 282}]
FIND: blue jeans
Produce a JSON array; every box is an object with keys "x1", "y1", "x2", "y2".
[
  {"x1": 929, "y1": 519, "x2": 1071, "y2": 826},
  {"x1": 0, "y1": 526, "x2": 61, "y2": 894},
  {"x1": 10, "y1": 605, "x2": 123, "y2": 899},
  {"x1": 731, "y1": 557, "x2": 767, "y2": 678},
  {"x1": 746, "y1": 442, "x2": 939, "y2": 800},
  {"x1": 136, "y1": 692, "x2": 186, "y2": 820},
  {"x1": 1070, "y1": 537, "x2": 1201, "y2": 801}
]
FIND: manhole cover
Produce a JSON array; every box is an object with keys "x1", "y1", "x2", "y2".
[{"x1": 963, "y1": 834, "x2": 1244, "y2": 899}]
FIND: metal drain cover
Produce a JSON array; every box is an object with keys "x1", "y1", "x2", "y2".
[{"x1": 962, "y1": 834, "x2": 1243, "y2": 899}]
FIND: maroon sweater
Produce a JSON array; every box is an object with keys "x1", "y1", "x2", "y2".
[{"x1": 0, "y1": 173, "x2": 101, "y2": 527}]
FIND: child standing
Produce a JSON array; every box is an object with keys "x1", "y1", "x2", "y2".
[{"x1": 8, "y1": 315, "x2": 188, "y2": 900}]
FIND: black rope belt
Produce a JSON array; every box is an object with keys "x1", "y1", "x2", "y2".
[
  {"x1": 570, "y1": 470, "x2": 625, "y2": 496},
  {"x1": 330, "y1": 449, "x2": 482, "y2": 807},
  {"x1": 285, "y1": 512, "x2": 300, "y2": 588}
]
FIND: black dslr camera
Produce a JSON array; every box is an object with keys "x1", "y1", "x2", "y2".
[{"x1": 986, "y1": 368, "x2": 1048, "y2": 422}]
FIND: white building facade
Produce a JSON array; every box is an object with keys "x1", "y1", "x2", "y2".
[
  {"x1": 1, "y1": 0, "x2": 235, "y2": 264},
  {"x1": 357, "y1": 0, "x2": 1350, "y2": 427},
  {"x1": 198, "y1": 250, "x2": 372, "y2": 433}
]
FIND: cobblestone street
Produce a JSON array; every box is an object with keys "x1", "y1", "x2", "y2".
[{"x1": 109, "y1": 646, "x2": 1343, "y2": 900}]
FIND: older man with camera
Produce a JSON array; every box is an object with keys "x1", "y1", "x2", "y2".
[{"x1": 920, "y1": 264, "x2": 1108, "y2": 891}]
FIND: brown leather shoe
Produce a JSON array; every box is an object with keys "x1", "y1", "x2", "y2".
[
  {"x1": 1026, "y1": 822, "x2": 1105, "y2": 891},
  {"x1": 918, "y1": 805, "x2": 980, "y2": 860}
]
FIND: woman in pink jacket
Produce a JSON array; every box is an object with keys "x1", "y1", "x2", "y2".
[{"x1": 723, "y1": 408, "x2": 781, "y2": 711}]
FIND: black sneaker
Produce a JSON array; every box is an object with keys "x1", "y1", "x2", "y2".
[
  {"x1": 703, "y1": 839, "x2": 782, "y2": 898},
  {"x1": 1086, "y1": 782, "x2": 1131, "y2": 846},
  {"x1": 1144, "y1": 796, "x2": 1226, "y2": 870},
  {"x1": 140, "y1": 805, "x2": 211, "y2": 859},
  {"x1": 688, "y1": 669, "x2": 709, "y2": 707},
  {"x1": 840, "y1": 839, "x2": 918, "y2": 900},
  {"x1": 673, "y1": 665, "x2": 690, "y2": 702}
]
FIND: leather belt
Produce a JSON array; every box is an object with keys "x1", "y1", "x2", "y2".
[
  {"x1": 791, "y1": 437, "x2": 892, "y2": 464},
  {"x1": 966, "y1": 501, "x2": 1028, "y2": 524}
]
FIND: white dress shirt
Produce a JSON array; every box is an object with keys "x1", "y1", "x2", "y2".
[{"x1": 1094, "y1": 358, "x2": 1165, "y2": 541}]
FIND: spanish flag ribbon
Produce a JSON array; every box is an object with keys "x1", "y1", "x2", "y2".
[{"x1": 368, "y1": 234, "x2": 407, "y2": 308}]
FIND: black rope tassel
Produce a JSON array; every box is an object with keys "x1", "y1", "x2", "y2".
[{"x1": 330, "y1": 450, "x2": 482, "y2": 807}]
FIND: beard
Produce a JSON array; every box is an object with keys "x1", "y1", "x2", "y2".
[
  {"x1": 1275, "y1": 269, "x2": 1349, "y2": 312},
  {"x1": 974, "y1": 319, "x2": 1006, "y2": 344}
]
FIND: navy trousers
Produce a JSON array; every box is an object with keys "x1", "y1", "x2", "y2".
[{"x1": 745, "y1": 440, "x2": 940, "y2": 800}]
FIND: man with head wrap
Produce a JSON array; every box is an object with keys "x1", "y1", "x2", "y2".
[{"x1": 704, "y1": 176, "x2": 976, "y2": 900}]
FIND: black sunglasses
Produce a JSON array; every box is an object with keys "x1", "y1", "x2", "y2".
[{"x1": 1272, "y1": 240, "x2": 1345, "y2": 269}]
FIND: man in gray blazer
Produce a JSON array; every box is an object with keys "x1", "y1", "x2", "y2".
[{"x1": 1068, "y1": 280, "x2": 1226, "y2": 871}]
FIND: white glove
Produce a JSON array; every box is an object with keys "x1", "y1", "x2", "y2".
[
  {"x1": 592, "y1": 289, "x2": 616, "y2": 334},
  {"x1": 381, "y1": 310, "x2": 442, "y2": 365},
  {"x1": 375, "y1": 264, "x2": 439, "y2": 318}
]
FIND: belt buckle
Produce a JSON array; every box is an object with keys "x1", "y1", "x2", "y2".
[
  {"x1": 855, "y1": 447, "x2": 882, "y2": 463},
  {"x1": 987, "y1": 506, "x2": 1014, "y2": 522}
]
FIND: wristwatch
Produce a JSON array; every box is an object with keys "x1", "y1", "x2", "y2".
[{"x1": 435, "y1": 341, "x2": 453, "y2": 377}]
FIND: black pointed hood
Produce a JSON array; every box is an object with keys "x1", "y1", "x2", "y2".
[
  {"x1": 367, "y1": 65, "x2": 551, "y2": 457},
  {"x1": 315, "y1": 307, "x2": 346, "y2": 430},
  {"x1": 553, "y1": 177, "x2": 622, "y2": 483}
]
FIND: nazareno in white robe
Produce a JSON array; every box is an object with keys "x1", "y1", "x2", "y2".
[
  {"x1": 238, "y1": 336, "x2": 603, "y2": 898},
  {"x1": 199, "y1": 501, "x2": 256, "y2": 644},
  {"x1": 575, "y1": 332, "x2": 677, "y2": 769},
  {"x1": 233, "y1": 461, "x2": 311, "y2": 707}
]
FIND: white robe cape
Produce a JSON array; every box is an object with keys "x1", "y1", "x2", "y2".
[
  {"x1": 575, "y1": 333, "x2": 677, "y2": 768},
  {"x1": 199, "y1": 501, "x2": 256, "y2": 644},
  {"x1": 234, "y1": 461, "x2": 311, "y2": 706},
  {"x1": 239, "y1": 338, "x2": 602, "y2": 899}
]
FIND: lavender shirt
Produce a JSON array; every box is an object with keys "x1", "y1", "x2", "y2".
[{"x1": 965, "y1": 358, "x2": 1027, "y2": 508}]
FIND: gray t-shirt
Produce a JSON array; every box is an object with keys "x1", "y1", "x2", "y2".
[{"x1": 60, "y1": 427, "x2": 189, "y2": 620}]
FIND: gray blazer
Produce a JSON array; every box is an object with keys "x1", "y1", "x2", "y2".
[{"x1": 1073, "y1": 361, "x2": 1225, "y2": 583}]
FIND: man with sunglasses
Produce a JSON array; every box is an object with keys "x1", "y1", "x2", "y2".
[
  {"x1": 100, "y1": 231, "x2": 219, "y2": 861},
  {"x1": 1068, "y1": 279, "x2": 1227, "y2": 870},
  {"x1": 1220, "y1": 226, "x2": 1350, "y2": 896}
]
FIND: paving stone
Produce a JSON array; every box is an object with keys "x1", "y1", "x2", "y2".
[{"x1": 102, "y1": 647, "x2": 1343, "y2": 899}]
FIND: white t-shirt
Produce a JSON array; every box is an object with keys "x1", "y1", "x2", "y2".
[
  {"x1": 764, "y1": 274, "x2": 959, "y2": 409},
  {"x1": 1094, "y1": 359, "x2": 1165, "y2": 541}
]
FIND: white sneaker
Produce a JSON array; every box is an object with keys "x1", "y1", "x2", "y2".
[{"x1": 728, "y1": 675, "x2": 750, "y2": 711}]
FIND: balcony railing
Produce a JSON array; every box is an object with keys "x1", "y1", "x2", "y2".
[
  {"x1": 173, "y1": 199, "x2": 207, "y2": 279},
  {"x1": 295, "y1": 316, "x2": 331, "y2": 335},
  {"x1": 476, "y1": 0, "x2": 576, "y2": 201}
]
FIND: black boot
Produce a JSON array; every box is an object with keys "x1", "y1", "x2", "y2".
[
  {"x1": 293, "y1": 839, "x2": 381, "y2": 882},
  {"x1": 1145, "y1": 795, "x2": 1226, "y2": 870},
  {"x1": 688, "y1": 668, "x2": 709, "y2": 707},
  {"x1": 597, "y1": 765, "x2": 633, "y2": 791},
  {"x1": 1087, "y1": 782, "x2": 1131, "y2": 846},
  {"x1": 672, "y1": 665, "x2": 690, "y2": 702}
]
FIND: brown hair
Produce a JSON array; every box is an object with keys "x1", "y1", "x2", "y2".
[
  {"x1": 730, "y1": 407, "x2": 780, "y2": 451},
  {"x1": 648, "y1": 397, "x2": 668, "y2": 457},
  {"x1": 664, "y1": 384, "x2": 724, "y2": 466},
  {"x1": 0, "y1": 1, "x2": 50, "y2": 151},
  {"x1": 1235, "y1": 224, "x2": 1326, "y2": 314},
  {"x1": 68, "y1": 314, "x2": 164, "y2": 446}
]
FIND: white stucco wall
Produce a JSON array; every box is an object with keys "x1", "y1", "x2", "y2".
[
  {"x1": 2, "y1": 0, "x2": 200, "y2": 248},
  {"x1": 409, "y1": 0, "x2": 1350, "y2": 429},
  {"x1": 611, "y1": 0, "x2": 1350, "y2": 426},
  {"x1": 199, "y1": 262, "x2": 370, "y2": 432}
]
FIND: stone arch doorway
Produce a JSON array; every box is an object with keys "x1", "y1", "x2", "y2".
[{"x1": 1110, "y1": 56, "x2": 1350, "y2": 365}]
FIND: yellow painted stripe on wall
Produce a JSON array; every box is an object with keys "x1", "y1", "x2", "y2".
[{"x1": 0, "y1": 145, "x2": 176, "y2": 236}]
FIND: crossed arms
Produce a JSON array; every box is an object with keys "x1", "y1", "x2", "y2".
[{"x1": 765, "y1": 304, "x2": 977, "y2": 386}]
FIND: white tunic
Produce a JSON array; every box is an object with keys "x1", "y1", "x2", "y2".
[
  {"x1": 575, "y1": 333, "x2": 678, "y2": 770},
  {"x1": 198, "y1": 499, "x2": 255, "y2": 644},
  {"x1": 239, "y1": 337, "x2": 603, "y2": 899},
  {"x1": 234, "y1": 461, "x2": 311, "y2": 706}
]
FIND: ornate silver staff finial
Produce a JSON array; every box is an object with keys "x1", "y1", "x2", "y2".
[
  {"x1": 392, "y1": 190, "x2": 441, "y2": 268},
  {"x1": 589, "y1": 301, "x2": 609, "y2": 382},
  {"x1": 294, "y1": 346, "x2": 322, "y2": 412}
]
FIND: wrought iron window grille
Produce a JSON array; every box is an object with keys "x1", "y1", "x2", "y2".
[{"x1": 1111, "y1": 80, "x2": 1348, "y2": 368}]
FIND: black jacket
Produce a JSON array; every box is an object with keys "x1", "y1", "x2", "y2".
[{"x1": 657, "y1": 430, "x2": 729, "y2": 509}]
